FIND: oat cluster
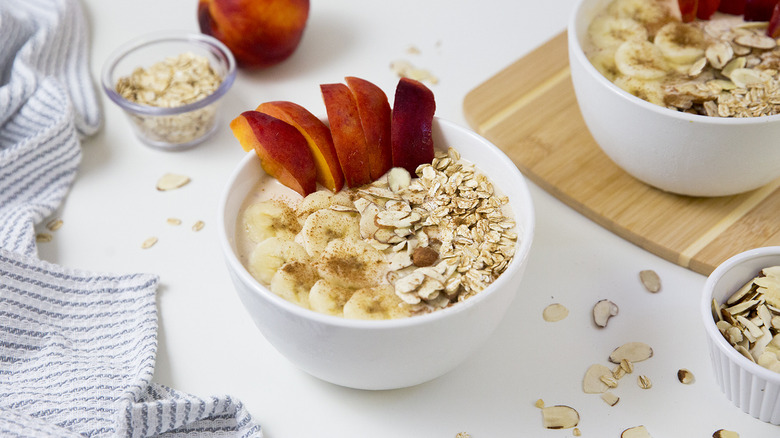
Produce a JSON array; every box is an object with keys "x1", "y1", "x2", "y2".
[
  {"x1": 668, "y1": 18, "x2": 780, "y2": 117},
  {"x1": 359, "y1": 147, "x2": 518, "y2": 312}
]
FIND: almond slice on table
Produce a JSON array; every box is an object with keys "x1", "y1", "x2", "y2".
[
  {"x1": 156, "y1": 173, "x2": 190, "y2": 191},
  {"x1": 609, "y1": 342, "x2": 653, "y2": 363},
  {"x1": 541, "y1": 405, "x2": 579, "y2": 429},
  {"x1": 593, "y1": 299, "x2": 619, "y2": 327}
]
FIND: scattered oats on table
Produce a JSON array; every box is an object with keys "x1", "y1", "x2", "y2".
[
  {"x1": 46, "y1": 218, "x2": 63, "y2": 231},
  {"x1": 141, "y1": 236, "x2": 158, "y2": 249}
]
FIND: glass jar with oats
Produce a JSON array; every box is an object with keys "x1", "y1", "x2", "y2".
[{"x1": 101, "y1": 31, "x2": 236, "y2": 150}]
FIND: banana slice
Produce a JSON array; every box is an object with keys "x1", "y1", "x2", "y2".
[
  {"x1": 242, "y1": 199, "x2": 300, "y2": 243},
  {"x1": 612, "y1": 75, "x2": 666, "y2": 106},
  {"x1": 247, "y1": 236, "x2": 310, "y2": 285},
  {"x1": 614, "y1": 40, "x2": 669, "y2": 80},
  {"x1": 343, "y1": 284, "x2": 412, "y2": 320},
  {"x1": 588, "y1": 49, "x2": 620, "y2": 82},
  {"x1": 316, "y1": 239, "x2": 387, "y2": 289},
  {"x1": 296, "y1": 190, "x2": 356, "y2": 224},
  {"x1": 606, "y1": 0, "x2": 675, "y2": 36},
  {"x1": 270, "y1": 260, "x2": 319, "y2": 309},
  {"x1": 654, "y1": 22, "x2": 708, "y2": 65},
  {"x1": 308, "y1": 279, "x2": 355, "y2": 316},
  {"x1": 299, "y1": 209, "x2": 361, "y2": 257},
  {"x1": 588, "y1": 16, "x2": 648, "y2": 50},
  {"x1": 296, "y1": 191, "x2": 333, "y2": 224}
]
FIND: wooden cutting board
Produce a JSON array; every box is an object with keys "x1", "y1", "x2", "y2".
[{"x1": 463, "y1": 31, "x2": 780, "y2": 276}]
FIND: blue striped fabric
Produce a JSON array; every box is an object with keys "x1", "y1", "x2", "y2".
[{"x1": 0, "y1": 0, "x2": 262, "y2": 436}]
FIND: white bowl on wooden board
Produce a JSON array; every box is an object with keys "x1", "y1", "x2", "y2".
[
  {"x1": 218, "y1": 117, "x2": 535, "y2": 390},
  {"x1": 568, "y1": 0, "x2": 780, "y2": 197}
]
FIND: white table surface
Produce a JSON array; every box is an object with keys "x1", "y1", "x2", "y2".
[{"x1": 39, "y1": 0, "x2": 778, "y2": 436}]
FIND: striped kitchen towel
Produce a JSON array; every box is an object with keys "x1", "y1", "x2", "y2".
[{"x1": 0, "y1": 0, "x2": 262, "y2": 437}]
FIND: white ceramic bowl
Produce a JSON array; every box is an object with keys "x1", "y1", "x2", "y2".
[
  {"x1": 218, "y1": 117, "x2": 535, "y2": 390},
  {"x1": 568, "y1": 0, "x2": 780, "y2": 197},
  {"x1": 701, "y1": 246, "x2": 780, "y2": 424}
]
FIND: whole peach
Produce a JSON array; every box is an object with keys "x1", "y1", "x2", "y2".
[{"x1": 198, "y1": 0, "x2": 310, "y2": 69}]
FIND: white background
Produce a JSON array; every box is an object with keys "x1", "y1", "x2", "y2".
[{"x1": 40, "y1": 0, "x2": 778, "y2": 436}]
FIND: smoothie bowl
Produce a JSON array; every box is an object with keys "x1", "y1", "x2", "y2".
[
  {"x1": 218, "y1": 113, "x2": 535, "y2": 390},
  {"x1": 569, "y1": 0, "x2": 780, "y2": 197}
]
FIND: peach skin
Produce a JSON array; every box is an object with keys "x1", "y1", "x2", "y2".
[
  {"x1": 391, "y1": 77, "x2": 435, "y2": 174},
  {"x1": 257, "y1": 101, "x2": 345, "y2": 192},
  {"x1": 321, "y1": 83, "x2": 372, "y2": 188},
  {"x1": 230, "y1": 110, "x2": 317, "y2": 196},
  {"x1": 345, "y1": 76, "x2": 392, "y2": 181},
  {"x1": 198, "y1": 0, "x2": 309, "y2": 69}
]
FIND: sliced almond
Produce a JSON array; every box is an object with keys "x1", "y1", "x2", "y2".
[
  {"x1": 688, "y1": 57, "x2": 707, "y2": 77},
  {"x1": 726, "y1": 279, "x2": 756, "y2": 305},
  {"x1": 329, "y1": 204, "x2": 358, "y2": 213},
  {"x1": 706, "y1": 41, "x2": 734, "y2": 69},
  {"x1": 543, "y1": 303, "x2": 569, "y2": 322},
  {"x1": 593, "y1": 299, "x2": 619, "y2": 328},
  {"x1": 622, "y1": 425, "x2": 652, "y2": 438},
  {"x1": 359, "y1": 203, "x2": 381, "y2": 239},
  {"x1": 729, "y1": 68, "x2": 764, "y2": 88},
  {"x1": 156, "y1": 173, "x2": 190, "y2": 191},
  {"x1": 583, "y1": 364, "x2": 613, "y2": 394},
  {"x1": 639, "y1": 270, "x2": 661, "y2": 293},
  {"x1": 677, "y1": 368, "x2": 695, "y2": 384},
  {"x1": 713, "y1": 430, "x2": 739, "y2": 438},
  {"x1": 734, "y1": 32, "x2": 776, "y2": 50},
  {"x1": 722, "y1": 56, "x2": 747, "y2": 78},
  {"x1": 541, "y1": 405, "x2": 579, "y2": 429},
  {"x1": 609, "y1": 342, "x2": 653, "y2": 363},
  {"x1": 601, "y1": 391, "x2": 620, "y2": 407}
]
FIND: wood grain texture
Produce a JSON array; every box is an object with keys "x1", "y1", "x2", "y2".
[{"x1": 463, "y1": 31, "x2": 780, "y2": 275}]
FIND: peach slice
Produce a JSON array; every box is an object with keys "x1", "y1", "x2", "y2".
[
  {"x1": 256, "y1": 101, "x2": 345, "y2": 192},
  {"x1": 345, "y1": 76, "x2": 392, "y2": 180},
  {"x1": 230, "y1": 110, "x2": 317, "y2": 196},
  {"x1": 321, "y1": 83, "x2": 372, "y2": 188},
  {"x1": 391, "y1": 77, "x2": 436, "y2": 174}
]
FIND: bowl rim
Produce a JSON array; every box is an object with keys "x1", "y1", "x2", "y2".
[
  {"x1": 217, "y1": 117, "x2": 536, "y2": 330},
  {"x1": 568, "y1": 0, "x2": 780, "y2": 126},
  {"x1": 101, "y1": 30, "x2": 237, "y2": 116},
  {"x1": 701, "y1": 246, "x2": 780, "y2": 384}
]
